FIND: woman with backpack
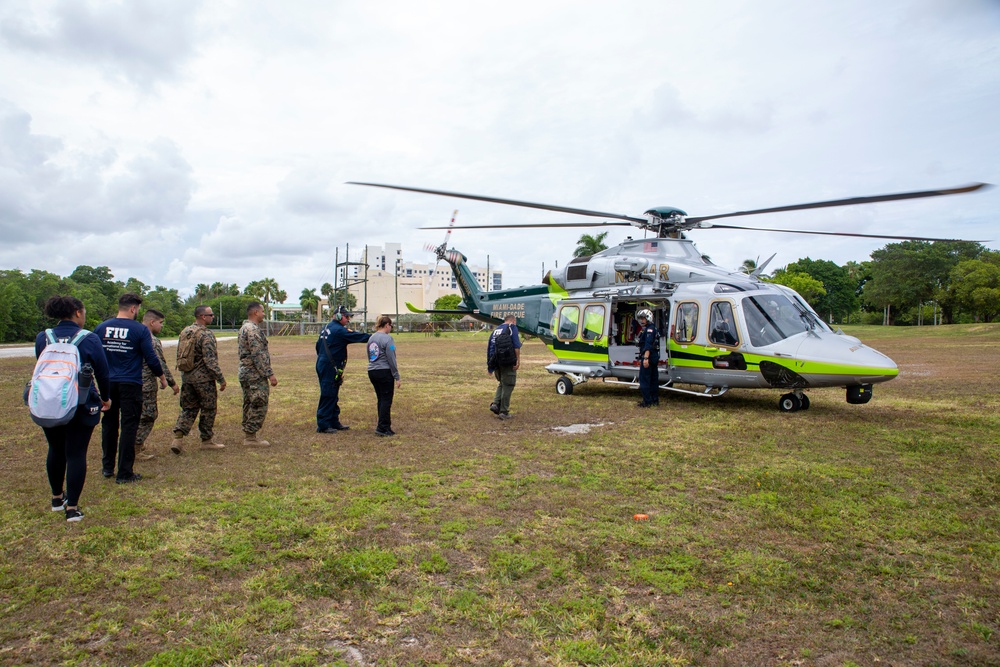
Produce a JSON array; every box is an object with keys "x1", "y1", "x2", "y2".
[
  {"x1": 32, "y1": 296, "x2": 110, "y2": 523},
  {"x1": 366, "y1": 314, "x2": 401, "y2": 436}
]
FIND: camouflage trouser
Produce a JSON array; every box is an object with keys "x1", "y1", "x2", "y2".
[
  {"x1": 240, "y1": 376, "x2": 270, "y2": 435},
  {"x1": 135, "y1": 389, "x2": 159, "y2": 446},
  {"x1": 173, "y1": 379, "x2": 218, "y2": 440}
]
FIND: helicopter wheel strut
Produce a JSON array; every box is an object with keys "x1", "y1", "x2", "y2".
[{"x1": 555, "y1": 376, "x2": 574, "y2": 396}]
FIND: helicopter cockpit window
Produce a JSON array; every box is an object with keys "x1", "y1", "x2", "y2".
[
  {"x1": 708, "y1": 302, "x2": 739, "y2": 347},
  {"x1": 556, "y1": 305, "x2": 580, "y2": 341},
  {"x1": 673, "y1": 302, "x2": 699, "y2": 343},
  {"x1": 742, "y1": 295, "x2": 810, "y2": 346},
  {"x1": 582, "y1": 305, "x2": 605, "y2": 341}
]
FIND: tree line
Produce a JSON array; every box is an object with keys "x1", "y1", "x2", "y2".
[{"x1": 0, "y1": 268, "x2": 298, "y2": 343}]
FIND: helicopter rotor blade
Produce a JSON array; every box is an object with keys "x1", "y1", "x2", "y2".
[
  {"x1": 422, "y1": 221, "x2": 633, "y2": 230},
  {"x1": 703, "y1": 223, "x2": 989, "y2": 243},
  {"x1": 686, "y1": 183, "x2": 990, "y2": 224},
  {"x1": 348, "y1": 181, "x2": 648, "y2": 224}
]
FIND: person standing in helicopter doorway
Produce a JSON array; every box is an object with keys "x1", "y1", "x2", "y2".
[
  {"x1": 635, "y1": 308, "x2": 660, "y2": 408},
  {"x1": 487, "y1": 314, "x2": 521, "y2": 419}
]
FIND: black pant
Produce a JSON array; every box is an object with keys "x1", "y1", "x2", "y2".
[
  {"x1": 368, "y1": 369, "x2": 395, "y2": 433},
  {"x1": 102, "y1": 382, "x2": 143, "y2": 479},
  {"x1": 43, "y1": 412, "x2": 96, "y2": 507}
]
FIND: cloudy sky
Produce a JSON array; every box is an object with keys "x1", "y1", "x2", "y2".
[{"x1": 1, "y1": 0, "x2": 998, "y2": 301}]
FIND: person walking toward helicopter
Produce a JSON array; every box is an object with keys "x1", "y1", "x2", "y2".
[
  {"x1": 635, "y1": 309, "x2": 660, "y2": 408},
  {"x1": 487, "y1": 314, "x2": 522, "y2": 419}
]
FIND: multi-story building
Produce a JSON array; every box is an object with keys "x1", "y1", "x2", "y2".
[{"x1": 334, "y1": 244, "x2": 501, "y2": 322}]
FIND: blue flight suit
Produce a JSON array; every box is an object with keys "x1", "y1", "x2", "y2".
[
  {"x1": 315, "y1": 320, "x2": 370, "y2": 430},
  {"x1": 636, "y1": 322, "x2": 660, "y2": 406}
]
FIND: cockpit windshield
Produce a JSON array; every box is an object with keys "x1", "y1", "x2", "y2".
[{"x1": 742, "y1": 294, "x2": 825, "y2": 346}]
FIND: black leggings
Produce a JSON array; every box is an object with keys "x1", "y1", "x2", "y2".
[
  {"x1": 368, "y1": 369, "x2": 395, "y2": 432},
  {"x1": 43, "y1": 415, "x2": 96, "y2": 507}
]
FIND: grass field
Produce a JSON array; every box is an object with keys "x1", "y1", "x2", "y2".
[{"x1": 1, "y1": 324, "x2": 998, "y2": 666}]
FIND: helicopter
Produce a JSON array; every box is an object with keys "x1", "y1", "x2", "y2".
[{"x1": 349, "y1": 181, "x2": 989, "y2": 412}]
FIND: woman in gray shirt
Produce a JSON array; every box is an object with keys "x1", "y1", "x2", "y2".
[{"x1": 366, "y1": 315, "x2": 401, "y2": 436}]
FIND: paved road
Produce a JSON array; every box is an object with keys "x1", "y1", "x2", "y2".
[{"x1": 0, "y1": 336, "x2": 237, "y2": 359}]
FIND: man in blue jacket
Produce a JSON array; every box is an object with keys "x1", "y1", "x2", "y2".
[
  {"x1": 315, "y1": 306, "x2": 370, "y2": 432},
  {"x1": 94, "y1": 293, "x2": 166, "y2": 484}
]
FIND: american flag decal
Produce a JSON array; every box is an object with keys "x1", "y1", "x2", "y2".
[{"x1": 643, "y1": 241, "x2": 658, "y2": 252}]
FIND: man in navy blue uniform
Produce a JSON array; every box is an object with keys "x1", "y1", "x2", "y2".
[
  {"x1": 635, "y1": 309, "x2": 660, "y2": 408},
  {"x1": 94, "y1": 293, "x2": 166, "y2": 483},
  {"x1": 316, "y1": 306, "x2": 370, "y2": 432}
]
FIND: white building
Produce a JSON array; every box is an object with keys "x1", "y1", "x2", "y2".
[{"x1": 335, "y1": 244, "x2": 502, "y2": 322}]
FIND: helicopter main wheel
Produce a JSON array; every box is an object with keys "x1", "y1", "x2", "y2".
[
  {"x1": 778, "y1": 393, "x2": 802, "y2": 412},
  {"x1": 799, "y1": 394, "x2": 810, "y2": 410},
  {"x1": 555, "y1": 376, "x2": 574, "y2": 395}
]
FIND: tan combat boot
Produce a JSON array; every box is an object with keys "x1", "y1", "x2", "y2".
[
  {"x1": 200, "y1": 437, "x2": 226, "y2": 450},
  {"x1": 243, "y1": 431, "x2": 271, "y2": 447},
  {"x1": 170, "y1": 435, "x2": 185, "y2": 455},
  {"x1": 135, "y1": 442, "x2": 155, "y2": 461}
]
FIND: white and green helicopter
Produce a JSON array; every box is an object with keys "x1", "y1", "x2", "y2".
[{"x1": 351, "y1": 182, "x2": 988, "y2": 411}]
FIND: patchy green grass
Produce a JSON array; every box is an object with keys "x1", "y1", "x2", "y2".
[{"x1": 0, "y1": 324, "x2": 998, "y2": 665}]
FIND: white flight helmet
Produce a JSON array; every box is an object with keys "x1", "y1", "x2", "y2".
[{"x1": 637, "y1": 309, "x2": 653, "y2": 322}]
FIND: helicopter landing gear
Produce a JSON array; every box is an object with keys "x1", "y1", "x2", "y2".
[
  {"x1": 778, "y1": 391, "x2": 809, "y2": 412},
  {"x1": 555, "y1": 376, "x2": 574, "y2": 395}
]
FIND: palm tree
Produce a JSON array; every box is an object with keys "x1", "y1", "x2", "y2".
[
  {"x1": 740, "y1": 258, "x2": 758, "y2": 275},
  {"x1": 300, "y1": 288, "x2": 320, "y2": 322},
  {"x1": 573, "y1": 232, "x2": 609, "y2": 258},
  {"x1": 194, "y1": 283, "x2": 210, "y2": 300}
]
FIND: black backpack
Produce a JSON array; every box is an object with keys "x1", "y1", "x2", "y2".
[{"x1": 493, "y1": 325, "x2": 517, "y2": 367}]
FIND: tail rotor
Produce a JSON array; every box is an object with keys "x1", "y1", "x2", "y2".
[{"x1": 428, "y1": 209, "x2": 458, "y2": 277}]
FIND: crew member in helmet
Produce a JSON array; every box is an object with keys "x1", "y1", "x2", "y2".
[
  {"x1": 315, "y1": 305, "x2": 370, "y2": 433},
  {"x1": 635, "y1": 309, "x2": 660, "y2": 407}
]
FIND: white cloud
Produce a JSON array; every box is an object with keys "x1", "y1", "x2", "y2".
[{"x1": 0, "y1": 0, "x2": 997, "y2": 301}]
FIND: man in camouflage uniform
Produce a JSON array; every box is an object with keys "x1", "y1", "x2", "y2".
[
  {"x1": 170, "y1": 305, "x2": 227, "y2": 454},
  {"x1": 135, "y1": 309, "x2": 179, "y2": 460},
  {"x1": 239, "y1": 302, "x2": 278, "y2": 446}
]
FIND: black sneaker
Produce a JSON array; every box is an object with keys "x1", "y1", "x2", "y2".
[
  {"x1": 375, "y1": 429, "x2": 395, "y2": 437},
  {"x1": 102, "y1": 470, "x2": 114, "y2": 478},
  {"x1": 51, "y1": 495, "x2": 66, "y2": 512},
  {"x1": 317, "y1": 427, "x2": 339, "y2": 434},
  {"x1": 116, "y1": 473, "x2": 143, "y2": 485},
  {"x1": 65, "y1": 508, "x2": 84, "y2": 523},
  {"x1": 489, "y1": 403, "x2": 500, "y2": 415}
]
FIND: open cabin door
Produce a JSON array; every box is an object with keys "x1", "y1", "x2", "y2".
[{"x1": 608, "y1": 300, "x2": 671, "y2": 373}]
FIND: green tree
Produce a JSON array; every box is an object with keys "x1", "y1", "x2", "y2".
[
  {"x1": 69, "y1": 265, "x2": 120, "y2": 304},
  {"x1": 769, "y1": 269, "x2": 827, "y2": 305},
  {"x1": 124, "y1": 277, "x2": 150, "y2": 296},
  {"x1": 431, "y1": 294, "x2": 463, "y2": 322},
  {"x1": 865, "y1": 241, "x2": 984, "y2": 324},
  {"x1": 300, "y1": 288, "x2": 320, "y2": 321},
  {"x1": 946, "y1": 257, "x2": 1000, "y2": 322},
  {"x1": 783, "y1": 258, "x2": 859, "y2": 323},
  {"x1": 573, "y1": 232, "x2": 609, "y2": 258}
]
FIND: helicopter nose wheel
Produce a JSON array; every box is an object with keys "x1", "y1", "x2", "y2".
[
  {"x1": 778, "y1": 391, "x2": 810, "y2": 412},
  {"x1": 555, "y1": 376, "x2": 574, "y2": 395}
]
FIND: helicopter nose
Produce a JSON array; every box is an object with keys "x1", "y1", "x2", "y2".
[{"x1": 792, "y1": 334, "x2": 899, "y2": 385}]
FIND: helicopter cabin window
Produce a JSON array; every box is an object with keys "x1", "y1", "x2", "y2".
[
  {"x1": 673, "y1": 302, "x2": 699, "y2": 343},
  {"x1": 708, "y1": 301, "x2": 739, "y2": 347},
  {"x1": 582, "y1": 305, "x2": 605, "y2": 341},
  {"x1": 556, "y1": 305, "x2": 580, "y2": 341}
]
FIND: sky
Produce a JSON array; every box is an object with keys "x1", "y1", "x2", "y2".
[{"x1": 1, "y1": 0, "x2": 998, "y2": 302}]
